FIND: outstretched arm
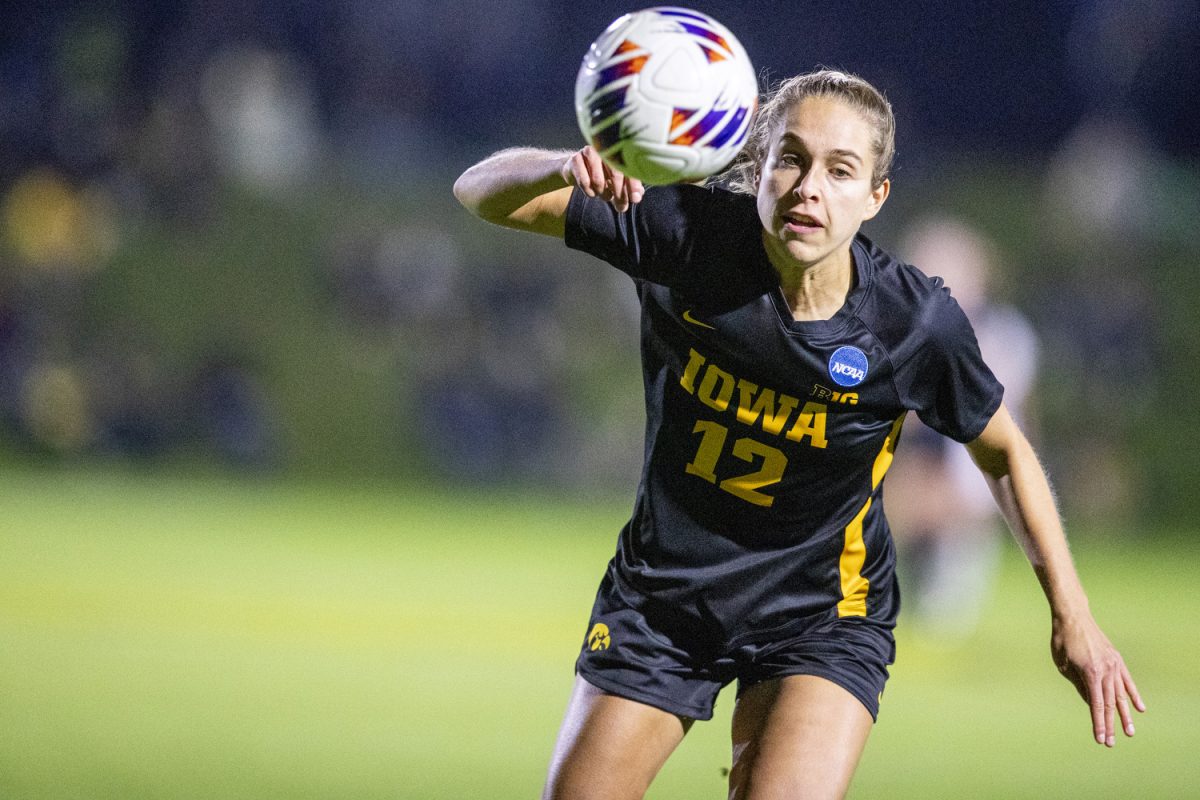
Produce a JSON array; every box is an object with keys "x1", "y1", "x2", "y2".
[
  {"x1": 452, "y1": 146, "x2": 644, "y2": 236},
  {"x1": 966, "y1": 402, "x2": 1145, "y2": 747}
]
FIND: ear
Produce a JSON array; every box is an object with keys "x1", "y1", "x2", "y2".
[{"x1": 861, "y1": 178, "x2": 890, "y2": 221}]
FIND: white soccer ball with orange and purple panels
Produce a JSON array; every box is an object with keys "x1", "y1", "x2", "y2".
[{"x1": 574, "y1": 7, "x2": 758, "y2": 185}]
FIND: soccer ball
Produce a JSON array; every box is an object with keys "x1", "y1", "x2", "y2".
[{"x1": 574, "y1": 7, "x2": 758, "y2": 185}]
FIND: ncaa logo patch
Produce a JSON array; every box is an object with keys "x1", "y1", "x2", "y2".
[{"x1": 829, "y1": 346, "x2": 868, "y2": 387}]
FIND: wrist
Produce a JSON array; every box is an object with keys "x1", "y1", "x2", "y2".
[
  {"x1": 1032, "y1": 562, "x2": 1089, "y2": 622},
  {"x1": 559, "y1": 151, "x2": 577, "y2": 187},
  {"x1": 1050, "y1": 596, "x2": 1091, "y2": 627}
]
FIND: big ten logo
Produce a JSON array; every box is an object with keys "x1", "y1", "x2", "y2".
[{"x1": 811, "y1": 384, "x2": 858, "y2": 405}]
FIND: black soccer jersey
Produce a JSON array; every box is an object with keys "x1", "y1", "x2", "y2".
[{"x1": 565, "y1": 183, "x2": 1003, "y2": 641}]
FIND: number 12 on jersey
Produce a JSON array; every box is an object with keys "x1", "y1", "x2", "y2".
[{"x1": 685, "y1": 420, "x2": 787, "y2": 507}]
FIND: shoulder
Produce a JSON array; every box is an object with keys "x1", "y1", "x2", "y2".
[
  {"x1": 855, "y1": 234, "x2": 956, "y2": 336},
  {"x1": 638, "y1": 182, "x2": 757, "y2": 226},
  {"x1": 566, "y1": 182, "x2": 756, "y2": 248},
  {"x1": 853, "y1": 234, "x2": 990, "y2": 381},
  {"x1": 564, "y1": 182, "x2": 764, "y2": 290}
]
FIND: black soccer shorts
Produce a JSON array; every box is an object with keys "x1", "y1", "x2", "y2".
[{"x1": 575, "y1": 569, "x2": 895, "y2": 721}]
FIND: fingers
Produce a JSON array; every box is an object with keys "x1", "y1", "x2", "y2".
[
  {"x1": 1117, "y1": 662, "x2": 1144, "y2": 738},
  {"x1": 625, "y1": 175, "x2": 645, "y2": 205},
  {"x1": 1102, "y1": 672, "x2": 1116, "y2": 747},
  {"x1": 1116, "y1": 692, "x2": 1134, "y2": 738},
  {"x1": 1052, "y1": 618, "x2": 1143, "y2": 749},
  {"x1": 1087, "y1": 673, "x2": 1107, "y2": 747},
  {"x1": 1084, "y1": 659, "x2": 1144, "y2": 747},
  {"x1": 565, "y1": 148, "x2": 608, "y2": 197},
  {"x1": 608, "y1": 168, "x2": 630, "y2": 212},
  {"x1": 564, "y1": 147, "x2": 643, "y2": 211},
  {"x1": 1123, "y1": 663, "x2": 1146, "y2": 713}
]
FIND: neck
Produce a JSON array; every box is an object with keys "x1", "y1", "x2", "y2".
[{"x1": 772, "y1": 247, "x2": 855, "y2": 322}]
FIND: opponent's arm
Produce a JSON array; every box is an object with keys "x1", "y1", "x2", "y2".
[
  {"x1": 966, "y1": 403, "x2": 1145, "y2": 748},
  {"x1": 452, "y1": 146, "x2": 643, "y2": 237}
]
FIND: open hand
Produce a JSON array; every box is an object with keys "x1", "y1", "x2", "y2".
[{"x1": 1052, "y1": 613, "x2": 1145, "y2": 747}]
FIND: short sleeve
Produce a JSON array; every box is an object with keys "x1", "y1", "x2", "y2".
[
  {"x1": 894, "y1": 288, "x2": 1005, "y2": 443},
  {"x1": 564, "y1": 184, "x2": 719, "y2": 288}
]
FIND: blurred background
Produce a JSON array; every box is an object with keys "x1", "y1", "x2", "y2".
[
  {"x1": 2, "y1": 0, "x2": 1198, "y2": 520},
  {"x1": 2, "y1": 2, "x2": 1198, "y2": 798}
]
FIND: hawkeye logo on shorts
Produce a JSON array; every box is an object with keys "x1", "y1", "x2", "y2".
[
  {"x1": 587, "y1": 623, "x2": 611, "y2": 651},
  {"x1": 829, "y1": 346, "x2": 868, "y2": 387}
]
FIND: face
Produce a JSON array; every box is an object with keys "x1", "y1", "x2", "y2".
[{"x1": 755, "y1": 95, "x2": 890, "y2": 274}]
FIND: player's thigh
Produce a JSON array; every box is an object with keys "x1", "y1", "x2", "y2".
[
  {"x1": 543, "y1": 674, "x2": 693, "y2": 800},
  {"x1": 728, "y1": 674, "x2": 873, "y2": 800}
]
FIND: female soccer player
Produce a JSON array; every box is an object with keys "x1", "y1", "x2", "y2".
[{"x1": 453, "y1": 69, "x2": 1143, "y2": 800}]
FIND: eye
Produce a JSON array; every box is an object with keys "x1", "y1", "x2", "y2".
[
  {"x1": 831, "y1": 166, "x2": 853, "y2": 179},
  {"x1": 778, "y1": 152, "x2": 802, "y2": 168}
]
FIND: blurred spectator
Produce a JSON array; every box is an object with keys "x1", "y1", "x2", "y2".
[
  {"x1": 887, "y1": 216, "x2": 1040, "y2": 638},
  {"x1": 413, "y1": 262, "x2": 569, "y2": 484},
  {"x1": 1033, "y1": 113, "x2": 1162, "y2": 523},
  {"x1": 188, "y1": 350, "x2": 280, "y2": 469},
  {"x1": 0, "y1": 294, "x2": 35, "y2": 436},
  {"x1": 84, "y1": 327, "x2": 176, "y2": 459},
  {"x1": 20, "y1": 359, "x2": 95, "y2": 454},
  {"x1": 200, "y1": 46, "x2": 321, "y2": 192},
  {"x1": 323, "y1": 220, "x2": 463, "y2": 330},
  {"x1": 1, "y1": 168, "x2": 117, "y2": 274}
]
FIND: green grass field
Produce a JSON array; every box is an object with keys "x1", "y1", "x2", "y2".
[{"x1": 1, "y1": 468, "x2": 1194, "y2": 799}]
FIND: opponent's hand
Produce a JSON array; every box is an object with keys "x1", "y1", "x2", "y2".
[
  {"x1": 561, "y1": 146, "x2": 644, "y2": 213},
  {"x1": 1051, "y1": 613, "x2": 1145, "y2": 747}
]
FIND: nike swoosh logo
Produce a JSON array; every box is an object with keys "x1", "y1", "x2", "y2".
[{"x1": 682, "y1": 310, "x2": 715, "y2": 330}]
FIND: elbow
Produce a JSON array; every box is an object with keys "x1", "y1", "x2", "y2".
[
  {"x1": 965, "y1": 403, "x2": 1022, "y2": 480},
  {"x1": 452, "y1": 171, "x2": 478, "y2": 215},
  {"x1": 966, "y1": 437, "x2": 1012, "y2": 481},
  {"x1": 452, "y1": 168, "x2": 505, "y2": 224}
]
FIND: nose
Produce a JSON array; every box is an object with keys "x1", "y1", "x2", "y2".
[{"x1": 793, "y1": 167, "x2": 821, "y2": 201}]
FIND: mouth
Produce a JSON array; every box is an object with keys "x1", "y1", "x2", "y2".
[{"x1": 782, "y1": 212, "x2": 823, "y2": 234}]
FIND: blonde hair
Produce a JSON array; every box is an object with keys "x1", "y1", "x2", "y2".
[{"x1": 723, "y1": 69, "x2": 895, "y2": 193}]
